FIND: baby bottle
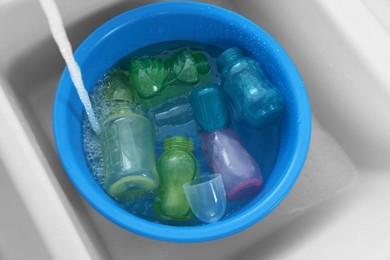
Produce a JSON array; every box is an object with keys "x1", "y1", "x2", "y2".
[
  {"x1": 154, "y1": 137, "x2": 199, "y2": 220},
  {"x1": 189, "y1": 84, "x2": 263, "y2": 201},
  {"x1": 129, "y1": 48, "x2": 210, "y2": 99},
  {"x1": 217, "y1": 47, "x2": 285, "y2": 129},
  {"x1": 104, "y1": 69, "x2": 134, "y2": 102},
  {"x1": 99, "y1": 73, "x2": 159, "y2": 201}
]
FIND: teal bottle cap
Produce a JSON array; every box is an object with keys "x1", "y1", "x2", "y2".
[{"x1": 189, "y1": 84, "x2": 229, "y2": 132}]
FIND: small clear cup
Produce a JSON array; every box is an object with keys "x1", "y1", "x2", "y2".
[{"x1": 183, "y1": 174, "x2": 226, "y2": 223}]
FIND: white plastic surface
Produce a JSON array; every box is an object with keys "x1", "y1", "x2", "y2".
[{"x1": 0, "y1": 0, "x2": 389, "y2": 259}]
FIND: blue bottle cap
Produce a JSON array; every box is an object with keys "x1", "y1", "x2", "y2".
[{"x1": 189, "y1": 84, "x2": 229, "y2": 132}]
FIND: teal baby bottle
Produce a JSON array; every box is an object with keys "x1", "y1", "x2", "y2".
[
  {"x1": 217, "y1": 47, "x2": 285, "y2": 129},
  {"x1": 154, "y1": 137, "x2": 199, "y2": 220},
  {"x1": 129, "y1": 48, "x2": 210, "y2": 100},
  {"x1": 99, "y1": 76, "x2": 158, "y2": 200}
]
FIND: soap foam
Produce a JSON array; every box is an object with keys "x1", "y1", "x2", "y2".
[{"x1": 82, "y1": 80, "x2": 111, "y2": 185}]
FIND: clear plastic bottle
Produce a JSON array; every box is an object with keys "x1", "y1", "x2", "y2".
[
  {"x1": 189, "y1": 84, "x2": 263, "y2": 201},
  {"x1": 99, "y1": 101, "x2": 159, "y2": 201},
  {"x1": 129, "y1": 48, "x2": 210, "y2": 101},
  {"x1": 154, "y1": 137, "x2": 199, "y2": 220},
  {"x1": 217, "y1": 47, "x2": 285, "y2": 129}
]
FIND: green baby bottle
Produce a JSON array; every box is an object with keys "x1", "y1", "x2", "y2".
[
  {"x1": 154, "y1": 137, "x2": 199, "y2": 220},
  {"x1": 129, "y1": 48, "x2": 210, "y2": 103},
  {"x1": 99, "y1": 70, "x2": 159, "y2": 201},
  {"x1": 104, "y1": 69, "x2": 135, "y2": 102}
]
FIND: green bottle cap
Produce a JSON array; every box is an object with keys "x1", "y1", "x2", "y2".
[{"x1": 129, "y1": 57, "x2": 167, "y2": 99}]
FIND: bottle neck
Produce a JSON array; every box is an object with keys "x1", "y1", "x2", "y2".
[
  {"x1": 104, "y1": 100, "x2": 144, "y2": 122},
  {"x1": 164, "y1": 137, "x2": 194, "y2": 153},
  {"x1": 217, "y1": 47, "x2": 244, "y2": 75},
  {"x1": 192, "y1": 51, "x2": 210, "y2": 74}
]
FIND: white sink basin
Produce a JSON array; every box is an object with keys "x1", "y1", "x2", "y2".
[{"x1": 1, "y1": 0, "x2": 389, "y2": 259}]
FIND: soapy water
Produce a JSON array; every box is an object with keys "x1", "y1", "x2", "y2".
[
  {"x1": 38, "y1": 0, "x2": 101, "y2": 134},
  {"x1": 36, "y1": 0, "x2": 282, "y2": 223},
  {"x1": 37, "y1": 0, "x2": 282, "y2": 223},
  {"x1": 82, "y1": 41, "x2": 282, "y2": 225}
]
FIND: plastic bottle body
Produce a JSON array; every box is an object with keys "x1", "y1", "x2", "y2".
[
  {"x1": 218, "y1": 48, "x2": 285, "y2": 128},
  {"x1": 147, "y1": 97, "x2": 200, "y2": 148},
  {"x1": 154, "y1": 137, "x2": 199, "y2": 220},
  {"x1": 129, "y1": 48, "x2": 210, "y2": 107},
  {"x1": 201, "y1": 128, "x2": 263, "y2": 201},
  {"x1": 164, "y1": 48, "x2": 210, "y2": 86},
  {"x1": 99, "y1": 103, "x2": 158, "y2": 201}
]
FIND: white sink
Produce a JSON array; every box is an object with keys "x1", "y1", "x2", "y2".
[{"x1": 1, "y1": 0, "x2": 389, "y2": 259}]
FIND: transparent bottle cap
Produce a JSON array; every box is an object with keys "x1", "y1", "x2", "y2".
[{"x1": 183, "y1": 174, "x2": 226, "y2": 223}]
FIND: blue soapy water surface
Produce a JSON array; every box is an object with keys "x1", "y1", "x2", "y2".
[{"x1": 82, "y1": 41, "x2": 281, "y2": 226}]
